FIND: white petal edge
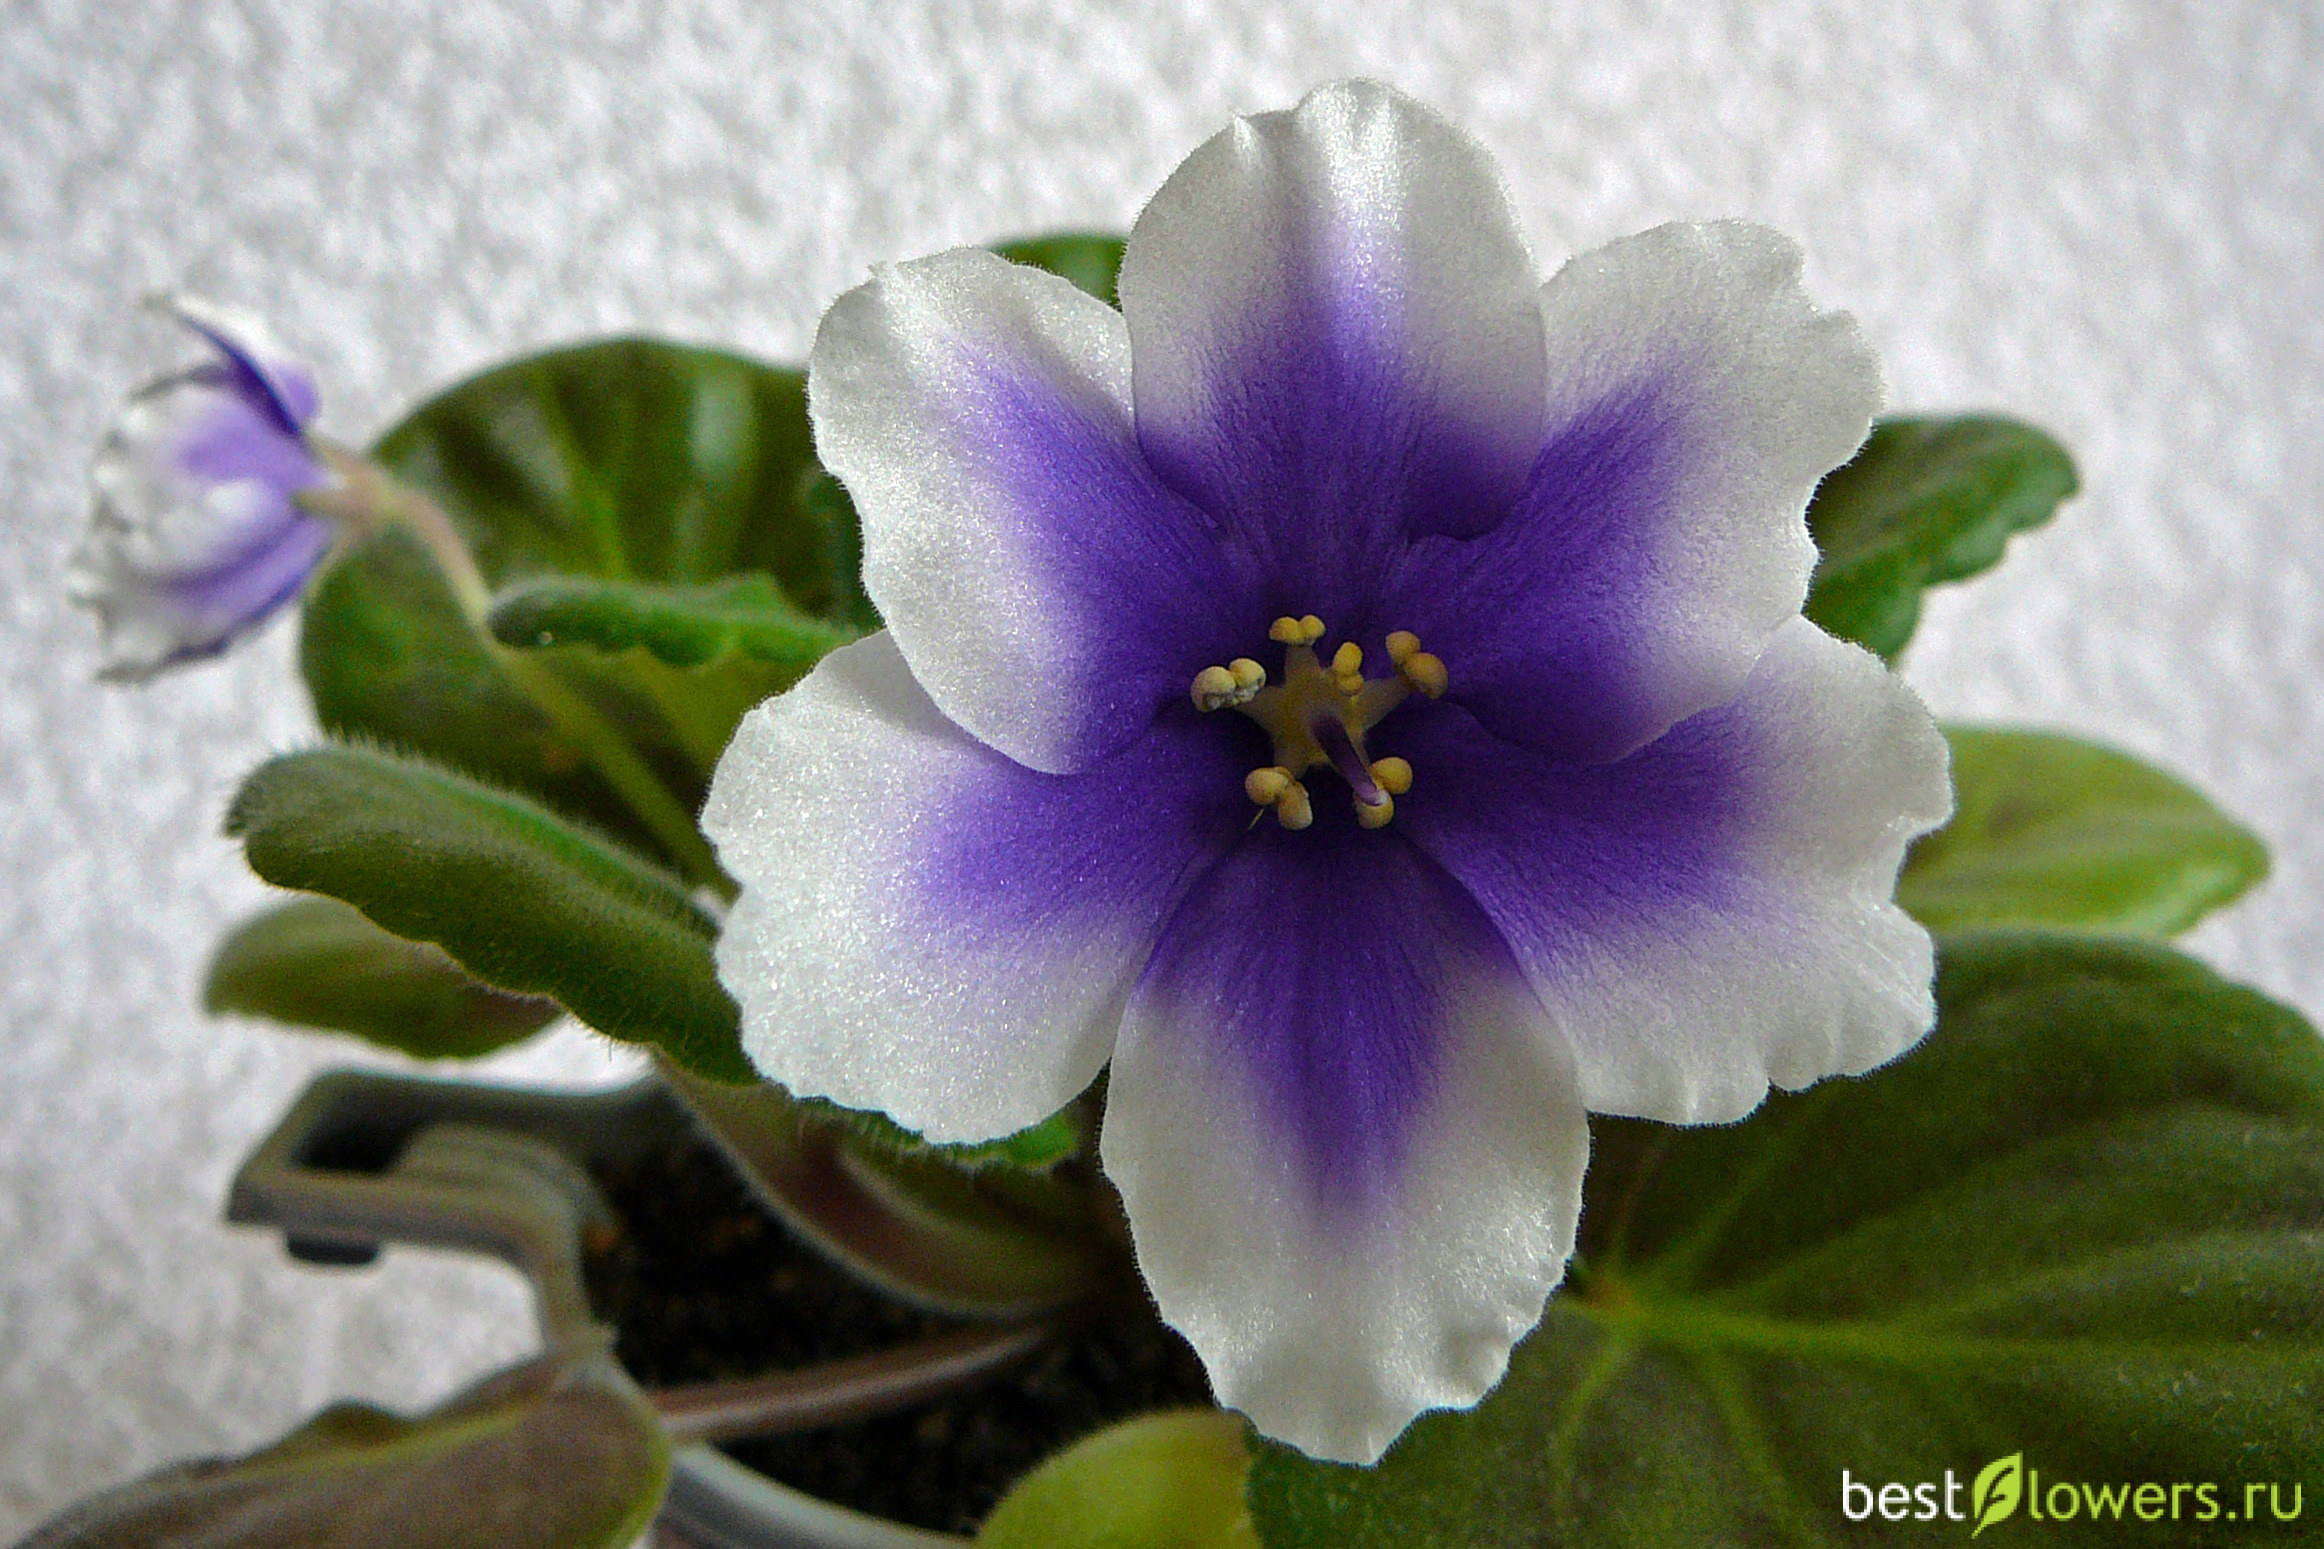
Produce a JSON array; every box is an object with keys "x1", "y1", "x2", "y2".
[
  {"x1": 69, "y1": 372, "x2": 328, "y2": 680},
  {"x1": 81, "y1": 372, "x2": 299, "y2": 569},
  {"x1": 160, "y1": 293, "x2": 319, "y2": 427},
  {"x1": 1120, "y1": 78, "x2": 1549, "y2": 533},
  {"x1": 809, "y1": 249, "x2": 1223, "y2": 776},
  {"x1": 1103, "y1": 971, "x2": 1588, "y2": 1465},
  {"x1": 1548, "y1": 617, "x2": 1952, "y2": 1125},
  {"x1": 1533, "y1": 220, "x2": 1882, "y2": 747},
  {"x1": 68, "y1": 482, "x2": 322, "y2": 680},
  {"x1": 702, "y1": 632, "x2": 1158, "y2": 1140}
]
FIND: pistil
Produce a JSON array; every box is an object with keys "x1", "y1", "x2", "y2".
[{"x1": 1189, "y1": 615, "x2": 1446, "y2": 831}]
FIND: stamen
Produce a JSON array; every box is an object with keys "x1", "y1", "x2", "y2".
[
  {"x1": 1191, "y1": 658, "x2": 1267, "y2": 712},
  {"x1": 1276, "y1": 780, "x2": 1314, "y2": 830},
  {"x1": 1269, "y1": 614, "x2": 1326, "y2": 646},
  {"x1": 1245, "y1": 766, "x2": 1294, "y2": 805},
  {"x1": 1191, "y1": 665, "x2": 1237, "y2": 711},
  {"x1": 1217, "y1": 618, "x2": 1442, "y2": 833},
  {"x1": 1398, "y1": 650, "x2": 1448, "y2": 699}
]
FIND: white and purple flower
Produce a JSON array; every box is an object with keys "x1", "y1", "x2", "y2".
[
  {"x1": 703, "y1": 81, "x2": 1952, "y2": 1463},
  {"x1": 69, "y1": 297, "x2": 336, "y2": 680}
]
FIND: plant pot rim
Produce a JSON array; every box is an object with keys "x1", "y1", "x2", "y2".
[{"x1": 227, "y1": 1066, "x2": 977, "y2": 1549}]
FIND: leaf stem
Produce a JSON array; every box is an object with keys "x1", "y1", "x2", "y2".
[
  {"x1": 649, "y1": 1321, "x2": 1060, "y2": 1444},
  {"x1": 306, "y1": 446, "x2": 733, "y2": 898},
  {"x1": 492, "y1": 649, "x2": 732, "y2": 896}
]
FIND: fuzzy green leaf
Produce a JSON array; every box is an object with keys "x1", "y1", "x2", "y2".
[
  {"x1": 1901, "y1": 726, "x2": 2268, "y2": 936},
  {"x1": 369, "y1": 338, "x2": 852, "y2": 610},
  {"x1": 802, "y1": 1093, "x2": 1091, "y2": 1173},
  {"x1": 1250, "y1": 933, "x2": 2324, "y2": 1548},
  {"x1": 205, "y1": 895, "x2": 560, "y2": 1059},
  {"x1": 995, "y1": 233, "x2": 1128, "y2": 307},
  {"x1": 17, "y1": 1346, "x2": 667, "y2": 1549},
  {"x1": 303, "y1": 340, "x2": 866, "y2": 859},
  {"x1": 488, "y1": 573, "x2": 858, "y2": 674},
  {"x1": 482, "y1": 571, "x2": 860, "y2": 770},
  {"x1": 226, "y1": 744, "x2": 747, "y2": 1083},
  {"x1": 1805, "y1": 416, "x2": 2077, "y2": 660}
]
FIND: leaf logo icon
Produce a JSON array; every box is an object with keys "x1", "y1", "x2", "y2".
[{"x1": 1970, "y1": 1453, "x2": 2023, "y2": 1537}]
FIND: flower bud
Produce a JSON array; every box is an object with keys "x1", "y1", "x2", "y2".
[{"x1": 68, "y1": 296, "x2": 336, "y2": 680}]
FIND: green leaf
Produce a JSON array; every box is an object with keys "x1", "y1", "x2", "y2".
[
  {"x1": 301, "y1": 526, "x2": 682, "y2": 851},
  {"x1": 978, "y1": 1410, "x2": 1261, "y2": 1549},
  {"x1": 304, "y1": 339, "x2": 867, "y2": 858},
  {"x1": 370, "y1": 338, "x2": 846, "y2": 606},
  {"x1": 17, "y1": 1344, "x2": 667, "y2": 1549},
  {"x1": 483, "y1": 572, "x2": 861, "y2": 770},
  {"x1": 1250, "y1": 932, "x2": 2324, "y2": 1548},
  {"x1": 1805, "y1": 416, "x2": 2078, "y2": 660},
  {"x1": 1901, "y1": 726, "x2": 2268, "y2": 936},
  {"x1": 226, "y1": 744, "x2": 748, "y2": 1083},
  {"x1": 487, "y1": 573, "x2": 858, "y2": 673},
  {"x1": 995, "y1": 233, "x2": 1128, "y2": 307},
  {"x1": 205, "y1": 895, "x2": 560, "y2": 1059},
  {"x1": 802, "y1": 1091, "x2": 1091, "y2": 1173}
]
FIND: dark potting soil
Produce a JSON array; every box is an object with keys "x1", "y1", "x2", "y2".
[{"x1": 582, "y1": 1131, "x2": 1214, "y2": 1535}]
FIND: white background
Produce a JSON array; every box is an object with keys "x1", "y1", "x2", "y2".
[{"x1": 3, "y1": 0, "x2": 2319, "y2": 1533}]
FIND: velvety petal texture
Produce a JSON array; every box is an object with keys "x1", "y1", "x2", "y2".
[
  {"x1": 1395, "y1": 617, "x2": 1952, "y2": 1124},
  {"x1": 711, "y1": 80, "x2": 1949, "y2": 1465},
  {"x1": 1119, "y1": 78, "x2": 1547, "y2": 620},
  {"x1": 809, "y1": 251, "x2": 1251, "y2": 774},
  {"x1": 1400, "y1": 221, "x2": 1882, "y2": 765},
  {"x1": 703, "y1": 632, "x2": 1246, "y2": 1140},
  {"x1": 69, "y1": 297, "x2": 333, "y2": 680},
  {"x1": 1103, "y1": 827, "x2": 1588, "y2": 1463}
]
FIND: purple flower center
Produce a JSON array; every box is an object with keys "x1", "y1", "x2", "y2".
[{"x1": 1192, "y1": 614, "x2": 1447, "y2": 833}]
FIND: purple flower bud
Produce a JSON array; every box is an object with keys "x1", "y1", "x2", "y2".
[{"x1": 68, "y1": 297, "x2": 335, "y2": 680}]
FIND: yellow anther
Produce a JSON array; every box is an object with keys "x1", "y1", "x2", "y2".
[
  {"x1": 1330, "y1": 642, "x2": 1365, "y2": 695},
  {"x1": 1221, "y1": 619, "x2": 1437, "y2": 834},
  {"x1": 1399, "y1": 651, "x2": 1449, "y2": 699},
  {"x1": 1190, "y1": 665, "x2": 1240, "y2": 711},
  {"x1": 1276, "y1": 780, "x2": 1314, "y2": 830},
  {"x1": 1245, "y1": 766, "x2": 1294, "y2": 805}
]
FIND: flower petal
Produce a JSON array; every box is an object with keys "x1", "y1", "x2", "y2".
[
  {"x1": 703, "y1": 632, "x2": 1249, "y2": 1140},
  {"x1": 1102, "y1": 818, "x2": 1587, "y2": 1463},
  {"x1": 1398, "y1": 221, "x2": 1881, "y2": 764},
  {"x1": 1393, "y1": 617, "x2": 1951, "y2": 1125},
  {"x1": 808, "y1": 250, "x2": 1252, "y2": 775},
  {"x1": 1119, "y1": 79, "x2": 1547, "y2": 622},
  {"x1": 70, "y1": 363, "x2": 331, "y2": 680},
  {"x1": 163, "y1": 294, "x2": 320, "y2": 433}
]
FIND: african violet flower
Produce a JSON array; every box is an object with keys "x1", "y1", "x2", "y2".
[
  {"x1": 704, "y1": 81, "x2": 1951, "y2": 1463},
  {"x1": 69, "y1": 297, "x2": 335, "y2": 680}
]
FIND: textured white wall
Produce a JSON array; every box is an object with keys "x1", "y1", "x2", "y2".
[{"x1": 3, "y1": 0, "x2": 2318, "y2": 1533}]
